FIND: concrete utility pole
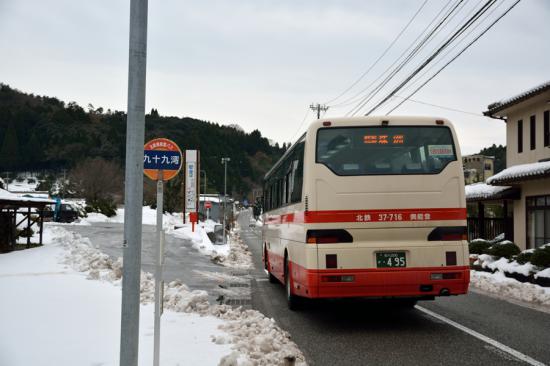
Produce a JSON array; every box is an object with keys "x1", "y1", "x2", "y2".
[
  {"x1": 200, "y1": 170, "x2": 207, "y2": 195},
  {"x1": 221, "y1": 157, "x2": 230, "y2": 244},
  {"x1": 120, "y1": 0, "x2": 148, "y2": 365},
  {"x1": 310, "y1": 103, "x2": 329, "y2": 119}
]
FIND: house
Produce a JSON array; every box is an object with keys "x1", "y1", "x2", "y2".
[
  {"x1": 462, "y1": 154, "x2": 495, "y2": 184},
  {"x1": 482, "y1": 81, "x2": 550, "y2": 250}
]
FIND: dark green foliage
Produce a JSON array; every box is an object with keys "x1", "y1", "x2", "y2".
[
  {"x1": 530, "y1": 246, "x2": 550, "y2": 268},
  {"x1": 515, "y1": 251, "x2": 534, "y2": 265},
  {"x1": 0, "y1": 84, "x2": 284, "y2": 197},
  {"x1": 478, "y1": 144, "x2": 506, "y2": 173},
  {"x1": 86, "y1": 198, "x2": 117, "y2": 217},
  {"x1": 469, "y1": 239, "x2": 491, "y2": 255},
  {"x1": 17, "y1": 227, "x2": 34, "y2": 238},
  {"x1": 488, "y1": 242, "x2": 521, "y2": 259}
]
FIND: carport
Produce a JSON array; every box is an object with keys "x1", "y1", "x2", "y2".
[{"x1": 0, "y1": 189, "x2": 54, "y2": 252}]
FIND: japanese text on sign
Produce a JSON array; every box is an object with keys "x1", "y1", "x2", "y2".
[{"x1": 364, "y1": 134, "x2": 405, "y2": 145}]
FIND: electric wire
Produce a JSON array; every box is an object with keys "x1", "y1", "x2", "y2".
[
  {"x1": 346, "y1": 0, "x2": 468, "y2": 116},
  {"x1": 322, "y1": 0, "x2": 429, "y2": 106},
  {"x1": 392, "y1": 95, "x2": 485, "y2": 116},
  {"x1": 385, "y1": 0, "x2": 522, "y2": 115},
  {"x1": 363, "y1": 0, "x2": 497, "y2": 116},
  {"x1": 327, "y1": 0, "x2": 455, "y2": 110},
  {"x1": 394, "y1": 0, "x2": 502, "y2": 99},
  {"x1": 288, "y1": 109, "x2": 311, "y2": 145}
]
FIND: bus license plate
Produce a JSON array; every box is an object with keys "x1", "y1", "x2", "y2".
[{"x1": 376, "y1": 252, "x2": 406, "y2": 268}]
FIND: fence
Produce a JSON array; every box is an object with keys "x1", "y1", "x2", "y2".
[{"x1": 467, "y1": 217, "x2": 513, "y2": 242}]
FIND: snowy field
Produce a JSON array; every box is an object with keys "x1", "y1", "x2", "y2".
[{"x1": 0, "y1": 225, "x2": 305, "y2": 366}]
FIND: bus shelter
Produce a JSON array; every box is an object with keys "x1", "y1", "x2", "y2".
[{"x1": 0, "y1": 189, "x2": 54, "y2": 252}]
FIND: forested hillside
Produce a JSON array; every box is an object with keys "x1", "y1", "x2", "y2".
[{"x1": 0, "y1": 84, "x2": 284, "y2": 198}]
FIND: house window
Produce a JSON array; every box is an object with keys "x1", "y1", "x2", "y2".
[
  {"x1": 518, "y1": 119, "x2": 523, "y2": 153},
  {"x1": 544, "y1": 110, "x2": 549, "y2": 147},
  {"x1": 530, "y1": 115, "x2": 536, "y2": 150},
  {"x1": 526, "y1": 196, "x2": 550, "y2": 248}
]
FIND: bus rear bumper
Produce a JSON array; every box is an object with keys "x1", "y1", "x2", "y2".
[{"x1": 290, "y1": 263, "x2": 470, "y2": 299}]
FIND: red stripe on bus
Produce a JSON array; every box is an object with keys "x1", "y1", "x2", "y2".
[{"x1": 265, "y1": 208, "x2": 466, "y2": 224}]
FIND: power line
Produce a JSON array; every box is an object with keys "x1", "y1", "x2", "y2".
[
  {"x1": 393, "y1": 95, "x2": 485, "y2": 116},
  {"x1": 288, "y1": 108, "x2": 311, "y2": 144},
  {"x1": 364, "y1": 0, "x2": 498, "y2": 116},
  {"x1": 347, "y1": 0, "x2": 467, "y2": 116},
  {"x1": 328, "y1": 0, "x2": 456, "y2": 110},
  {"x1": 385, "y1": 0, "x2": 521, "y2": 115},
  {"x1": 323, "y1": 0, "x2": 429, "y2": 106}
]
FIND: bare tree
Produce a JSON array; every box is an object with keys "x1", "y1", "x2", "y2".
[{"x1": 69, "y1": 158, "x2": 123, "y2": 207}]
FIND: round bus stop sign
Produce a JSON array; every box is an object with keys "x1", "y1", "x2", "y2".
[
  {"x1": 143, "y1": 138, "x2": 183, "y2": 181},
  {"x1": 205, "y1": 201, "x2": 212, "y2": 209}
]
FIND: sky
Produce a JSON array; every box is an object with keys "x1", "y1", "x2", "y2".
[{"x1": 1, "y1": 0, "x2": 549, "y2": 154}]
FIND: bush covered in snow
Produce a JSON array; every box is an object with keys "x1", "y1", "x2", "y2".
[
  {"x1": 488, "y1": 241, "x2": 521, "y2": 259},
  {"x1": 531, "y1": 245, "x2": 550, "y2": 268},
  {"x1": 515, "y1": 250, "x2": 534, "y2": 265},
  {"x1": 469, "y1": 239, "x2": 491, "y2": 255}
]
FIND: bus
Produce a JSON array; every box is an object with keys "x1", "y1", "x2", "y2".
[{"x1": 262, "y1": 116, "x2": 469, "y2": 309}]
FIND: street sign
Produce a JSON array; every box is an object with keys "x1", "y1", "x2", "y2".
[
  {"x1": 144, "y1": 138, "x2": 182, "y2": 181},
  {"x1": 185, "y1": 150, "x2": 198, "y2": 213},
  {"x1": 205, "y1": 201, "x2": 212, "y2": 209}
]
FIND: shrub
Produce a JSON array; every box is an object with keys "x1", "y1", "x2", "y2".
[
  {"x1": 515, "y1": 251, "x2": 534, "y2": 265},
  {"x1": 488, "y1": 242, "x2": 520, "y2": 259},
  {"x1": 469, "y1": 239, "x2": 491, "y2": 255},
  {"x1": 17, "y1": 227, "x2": 34, "y2": 238},
  {"x1": 530, "y1": 246, "x2": 550, "y2": 268},
  {"x1": 85, "y1": 198, "x2": 117, "y2": 217}
]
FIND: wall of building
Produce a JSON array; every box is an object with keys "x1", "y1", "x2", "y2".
[
  {"x1": 506, "y1": 92, "x2": 550, "y2": 167},
  {"x1": 513, "y1": 179, "x2": 550, "y2": 250}
]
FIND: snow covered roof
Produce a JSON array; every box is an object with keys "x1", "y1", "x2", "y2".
[
  {"x1": 484, "y1": 81, "x2": 550, "y2": 118},
  {"x1": 0, "y1": 188, "x2": 54, "y2": 205},
  {"x1": 465, "y1": 183, "x2": 519, "y2": 202},
  {"x1": 486, "y1": 161, "x2": 550, "y2": 185}
]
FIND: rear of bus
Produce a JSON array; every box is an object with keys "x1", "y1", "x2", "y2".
[{"x1": 298, "y1": 116, "x2": 469, "y2": 301}]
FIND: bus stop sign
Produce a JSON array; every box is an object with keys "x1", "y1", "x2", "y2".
[{"x1": 144, "y1": 138, "x2": 182, "y2": 181}]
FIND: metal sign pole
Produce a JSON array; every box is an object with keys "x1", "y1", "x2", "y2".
[
  {"x1": 153, "y1": 171, "x2": 163, "y2": 366},
  {"x1": 120, "y1": 0, "x2": 148, "y2": 365}
]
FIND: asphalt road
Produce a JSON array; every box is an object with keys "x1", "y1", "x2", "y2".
[
  {"x1": 238, "y1": 210, "x2": 550, "y2": 366},
  {"x1": 64, "y1": 222, "x2": 245, "y2": 304}
]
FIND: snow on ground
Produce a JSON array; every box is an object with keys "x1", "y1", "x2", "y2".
[
  {"x1": 470, "y1": 270, "x2": 550, "y2": 307},
  {"x1": 0, "y1": 225, "x2": 306, "y2": 366},
  {"x1": 211, "y1": 224, "x2": 253, "y2": 270},
  {"x1": 81, "y1": 206, "x2": 183, "y2": 228},
  {"x1": 172, "y1": 219, "x2": 231, "y2": 259},
  {"x1": 474, "y1": 254, "x2": 536, "y2": 277},
  {"x1": 6, "y1": 178, "x2": 40, "y2": 192}
]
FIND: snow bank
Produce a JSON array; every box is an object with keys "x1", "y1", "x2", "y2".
[
  {"x1": 81, "y1": 206, "x2": 182, "y2": 228},
  {"x1": 43, "y1": 226, "x2": 305, "y2": 365},
  {"x1": 172, "y1": 220, "x2": 231, "y2": 259},
  {"x1": 471, "y1": 271, "x2": 550, "y2": 307},
  {"x1": 211, "y1": 225, "x2": 253, "y2": 270},
  {"x1": 475, "y1": 255, "x2": 536, "y2": 277}
]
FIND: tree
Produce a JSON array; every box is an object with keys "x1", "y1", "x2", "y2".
[{"x1": 0, "y1": 121, "x2": 20, "y2": 170}]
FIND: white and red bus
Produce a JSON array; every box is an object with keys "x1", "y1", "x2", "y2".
[{"x1": 262, "y1": 116, "x2": 469, "y2": 309}]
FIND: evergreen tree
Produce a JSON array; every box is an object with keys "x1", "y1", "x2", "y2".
[{"x1": 0, "y1": 121, "x2": 20, "y2": 170}]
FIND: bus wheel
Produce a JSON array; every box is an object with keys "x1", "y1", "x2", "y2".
[
  {"x1": 264, "y1": 249, "x2": 278, "y2": 284},
  {"x1": 285, "y1": 258, "x2": 301, "y2": 310}
]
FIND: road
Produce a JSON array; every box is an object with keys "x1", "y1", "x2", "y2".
[
  {"x1": 237, "y1": 210, "x2": 550, "y2": 366},
  {"x1": 64, "y1": 222, "x2": 248, "y2": 304}
]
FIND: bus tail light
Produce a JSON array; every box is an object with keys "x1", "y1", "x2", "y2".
[
  {"x1": 427, "y1": 226, "x2": 467, "y2": 241},
  {"x1": 306, "y1": 229, "x2": 353, "y2": 244},
  {"x1": 431, "y1": 272, "x2": 460, "y2": 280}
]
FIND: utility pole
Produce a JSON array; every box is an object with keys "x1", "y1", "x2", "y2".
[
  {"x1": 4, "y1": 172, "x2": 10, "y2": 191},
  {"x1": 120, "y1": 1, "x2": 148, "y2": 366},
  {"x1": 200, "y1": 170, "x2": 207, "y2": 195},
  {"x1": 221, "y1": 157, "x2": 230, "y2": 244},
  {"x1": 310, "y1": 103, "x2": 329, "y2": 119}
]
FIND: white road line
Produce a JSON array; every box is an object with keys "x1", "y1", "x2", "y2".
[{"x1": 416, "y1": 306, "x2": 546, "y2": 366}]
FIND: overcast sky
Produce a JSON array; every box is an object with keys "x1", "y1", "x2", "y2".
[{"x1": 1, "y1": 0, "x2": 549, "y2": 154}]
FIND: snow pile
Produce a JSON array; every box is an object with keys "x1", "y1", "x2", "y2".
[
  {"x1": 212, "y1": 225, "x2": 253, "y2": 269},
  {"x1": 82, "y1": 206, "x2": 182, "y2": 228},
  {"x1": 474, "y1": 254, "x2": 536, "y2": 277},
  {"x1": 465, "y1": 183, "x2": 512, "y2": 200},
  {"x1": 486, "y1": 161, "x2": 550, "y2": 184},
  {"x1": 49, "y1": 226, "x2": 305, "y2": 366},
  {"x1": 172, "y1": 220, "x2": 231, "y2": 259},
  {"x1": 471, "y1": 271, "x2": 550, "y2": 307}
]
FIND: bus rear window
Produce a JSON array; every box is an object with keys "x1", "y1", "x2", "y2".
[{"x1": 316, "y1": 126, "x2": 457, "y2": 175}]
